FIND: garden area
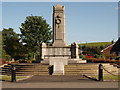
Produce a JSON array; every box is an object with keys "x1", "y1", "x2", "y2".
[{"x1": 91, "y1": 75, "x2": 120, "y2": 81}]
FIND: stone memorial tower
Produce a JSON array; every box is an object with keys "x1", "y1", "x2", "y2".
[{"x1": 52, "y1": 4, "x2": 66, "y2": 46}]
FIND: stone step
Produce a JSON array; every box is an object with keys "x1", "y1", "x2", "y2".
[
  {"x1": 65, "y1": 67, "x2": 98, "y2": 69},
  {"x1": 2, "y1": 69, "x2": 49, "y2": 71},
  {"x1": 1, "y1": 63, "x2": 50, "y2": 75},
  {"x1": 65, "y1": 73, "x2": 97, "y2": 75},
  {"x1": 2, "y1": 70, "x2": 49, "y2": 72},
  {"x1": 2, "y1": 72, "x2": 49, "y2": 74},
  {"x1": 16, "y1": 67, "x2": 49, "y2": 69},
  {"x1": 65, "y1": 71, "x2": 98, "y2": 73},
  {"x1": 2, "y1": 67, "x2": 49, "y2": 69},
  {"x1": 64, "y1": 63, "x2": 118, "y2": 76},
  {"x1": 65, "y1": 66, "x2": 98, "y2": 67},
  {"x1": 16, "y1": 73, "x2": 49, "y2": 75},
  {"x1": 64, "y1": 66, "x2": 98, "y2": 68},
  {"x1": 1, "y1": 63, "x2": 118, "y2": 76},
  {"x1": 65, "y1": 73, "x2": 98, "y2": 75},
  {"x1": 1, "y1": 71, "x2": 49, "y2": 73},
  {"x1": 2, "y1": 65, "x2": 49, "y2": 68},
  {"x1": 65, "y1": 64, "x2": 99, "y2": 66},
  {"x1": 16, "y1": 66, "x2": 49, "y2": 67},
  {"x1": 16, "y1": 70, "x2": 49, "y2": 72},
  {"x1": 2, "y1": 71, "x2": 48, "y2": 73}
]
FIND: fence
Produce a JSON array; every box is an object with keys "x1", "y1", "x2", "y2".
[{"x1": 98, "y1": 64, "x2": 119, "y2": 81}]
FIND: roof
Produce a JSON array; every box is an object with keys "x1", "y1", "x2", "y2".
[
  {"x1": 110, "y1": 38, "x2": 120, "y2": 52},
  {"x1": 101, "y1": 43, "x2": 115, "y2": 53}
]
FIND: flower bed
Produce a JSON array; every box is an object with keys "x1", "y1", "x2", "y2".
[{"x1": 87, "y1": 58, "x2": 120, "y2": 63}]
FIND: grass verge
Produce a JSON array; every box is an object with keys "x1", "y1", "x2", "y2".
[
  {"x1": 91, "y1": 75, "x2": 120, "y2": 80},
  {"x1": 0, "y1": 75, "x2": 28, "y2": 81}
]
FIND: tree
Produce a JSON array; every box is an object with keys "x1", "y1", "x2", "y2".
[
  {"x1": 2, "y1": 28, "x2": 28, "y2": 60},
  {"x1": 20, "y1": 16, "x2": 52, "y2": 60}
]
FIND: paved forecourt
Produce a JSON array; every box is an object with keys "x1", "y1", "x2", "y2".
[{"x1": 2, "y1": 81, "x2": 118, "y2": 88}]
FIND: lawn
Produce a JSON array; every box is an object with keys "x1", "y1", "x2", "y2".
[
  {"x1": 0, "y1": 75, "x2": 28, "y2": 81},
  {"x1": 92, "y1": 75, "x2": 120, "y2": 80},
  {"x1": 78, "y1": 42, "x2": 111, "y2": 47}
]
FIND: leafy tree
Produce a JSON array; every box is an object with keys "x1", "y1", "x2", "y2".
[
  {"x1": 2, "y1": 28, "x2": 28, "y2": 60},
  {"x1": 20, "y1": 16, "x2": 52, "y2": 60}
]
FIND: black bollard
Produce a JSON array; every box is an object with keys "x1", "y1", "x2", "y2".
[
  {"x1": 11, "y1": 64, "x2": 16, "y2": 82},
  {"x1": 98, "y1": 64, "x2": 103, "y2": 81}
]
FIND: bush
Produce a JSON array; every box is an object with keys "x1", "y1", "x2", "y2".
[
  {"x1": 79, "y1": 55, "x2": 85, "y2": 59},
  {"x1": 18, "y1": 59, "x2": 27, "y2": 63},
  {"x1": 94, "y1": 54, "x2": 102, "y2": 58},
  {"x1": 79, "y1": 55, "x2": 88, "y2": 60}
]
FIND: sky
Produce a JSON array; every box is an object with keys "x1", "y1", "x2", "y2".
[{"x1": 2, "y1": 2, "x2": 118, "y2": 44}]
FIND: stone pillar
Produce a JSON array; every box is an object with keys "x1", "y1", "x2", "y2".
[
  {"x1": 75, "y1": 43, "x2": 79, "y2": 59},
  {"x1": 71, "y1": 42, "x2": 79, "y2": 59},
  {"x1": 40, "y1": 43, "x2": 47, "y2": 59},
  {"x1": 52, "y1": 4, "x2": 66, "y2": 46}
]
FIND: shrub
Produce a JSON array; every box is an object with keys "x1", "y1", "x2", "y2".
[
  {"x1": 18, "y1": 59, "x2": 27, "y2": 63},
  {"x1": 79, "y1": 55, "x2": 88, "y2": 60}
]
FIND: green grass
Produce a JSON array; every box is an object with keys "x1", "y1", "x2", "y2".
[
  {"x1": 78, "y1": 42, "x2": 111, "y2": 47},
  {"x1": 92, "y1": 75, "x2": 120, "y2": 80},
  {"x1": 0, "y1": 75, "x2": 27, "y2": 81}
]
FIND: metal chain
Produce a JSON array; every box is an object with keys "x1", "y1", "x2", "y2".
[{"x1": 102, "y1": 66, "x2": 118, "y2": 76}]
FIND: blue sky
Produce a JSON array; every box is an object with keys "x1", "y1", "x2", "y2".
[{"x1": 2, "y1": 2, "x2": 118, "y2": 44}]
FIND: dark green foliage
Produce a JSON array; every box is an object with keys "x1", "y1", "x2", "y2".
[
  {"x1": 81, "y1": 46, "x2": 101, "y2": 55},
  {"x1": 79, "y1": 55, "x2": 88, "y2": 60},
  {"x1": 2, "y1": 28, "x2": 27, "y2": 60},
  {"x1": 1, "y1": 16, "x2": 52, "y2": 61},
  {"x1": 79, "y1": 43, "x2": 110, "y2": 58},
  {"x1": 20, "y1": 16, "x2": 52, "y2": 60}
]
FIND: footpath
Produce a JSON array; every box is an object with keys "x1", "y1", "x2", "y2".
[{"x1": 1, "y1": 75, "x2": 119, "y2": 89}]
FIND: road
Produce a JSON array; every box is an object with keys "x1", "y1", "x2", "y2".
[
  {"x1": 1, "y1": 75, "x2": 119, "y2": 89},
  {"x1": 2, "y1": 81, "x2": 119, "y2": 88}
]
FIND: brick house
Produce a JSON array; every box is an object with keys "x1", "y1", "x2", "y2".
[
  {"x1": 101, "y1": 43, "x2": 116, "y2": 59},
  {"x1": 110, "y1": 38, "x2": 120, "y2": 60}
]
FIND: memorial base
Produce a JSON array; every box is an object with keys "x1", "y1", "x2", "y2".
[{"x1": 49, "y1": 57, "x2": 68, "y2": 75}]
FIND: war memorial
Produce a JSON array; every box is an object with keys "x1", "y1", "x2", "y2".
[
  {"x1": 40, "y1": 4, "x2": 86, "y2": 75},
  {"x1": 1, "y1": 4, "x2": 119, "y2": 87}
]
